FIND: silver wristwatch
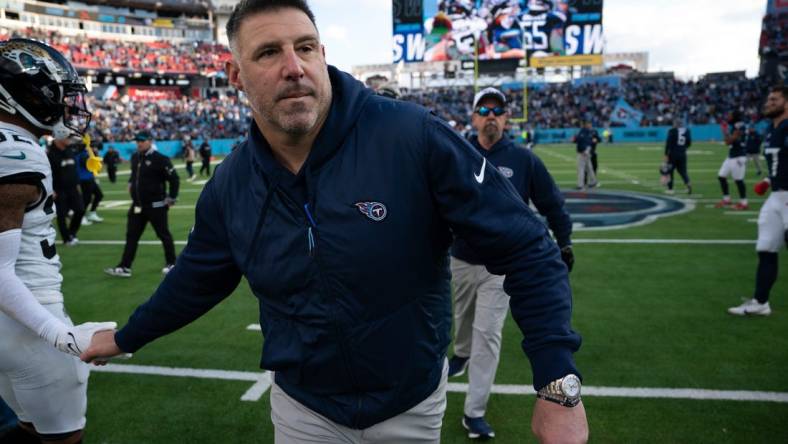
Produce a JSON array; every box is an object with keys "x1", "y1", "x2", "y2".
[{"x1": 536, "y1": 374, "x2": 582, "y2": 407}]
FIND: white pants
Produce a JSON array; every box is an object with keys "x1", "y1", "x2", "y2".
[
  {"x1": 270, "y1": 361, "x2": 448, "y2": 444},
  {"x1": 718, "y1": 156, "x2": 747, "y2": 181},
  {"x1": 577, "y1": 152, "x2": 596, "y2": 188},
  {"x1": 0, "y1": 303, "x2": 88, "y2": 434},
  {"x1": 757, "y1": 191, "x2": 788, "y2": 252},
  {"x1": 450, "y1": 257, "x2": 509, "y2": 418}
]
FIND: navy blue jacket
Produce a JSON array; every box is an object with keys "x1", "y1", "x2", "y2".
[
  {"x1": 575, "y1": 128, "x2": 596, "y2": 153},
  {"x1": 452, "y1": 136, "x2": 572, "y2": 265},
  {"x1": 114, "y1": 67, "x2": 581, "y2": 429}
]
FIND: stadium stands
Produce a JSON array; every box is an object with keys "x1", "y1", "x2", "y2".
[
  {"x1": 760, "y1": 8, "x2": 787, "y2": 58},
  {"x1": 402, "y1": 76, "x2": 771, "y2": 131},
  {"x1": 1, "y1": 28, "x2": 231, "y2": 76},
  {"x1": 87, "y1": 95, "x2": 250, "y2": 142}
]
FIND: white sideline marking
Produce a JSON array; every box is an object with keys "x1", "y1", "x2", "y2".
[
  {"x1": 446, "y1": 383, "x2": 788, "y2": 403},
  {"x1": 77, "y1": 239, "x2": 756, "y2": 247},
  {"x1": 572, "y1": 239, "x2": 754, "y2": 245},
  {"x1": 99, "y1": 206, "x2": 196, "y2": 211},
  {"x1": 724, "y1": 211, "x2": 758, "y2": 216},
  {"x1": 240, "y1": 373, "x2": 273, "y2": 402},
  {"x1": 246, "y1": 324, "x2": 262, "y2": 331},
  {"x1": 101, "y1": 200, "x2": 132, "y2": 209},
  {"x1": 90, "y1": 363, "x2": 788, "y2": 404},
  {"x1": 78, "y1": 240, "x2": 188, "y2": 245},
  {"x1": 91, "y1": 363, "x2": 272, "y2": 402}
]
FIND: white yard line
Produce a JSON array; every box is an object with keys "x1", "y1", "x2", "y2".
[
  {"x1": 723, "y1": 211, "x2": 758, "y2": 216},
  {"x1": 90, "y1": 363, "x2": 788, "y2": 404},
  {"x1": 78, "y1": 240, "x2": 188, "y2": 245},
  {"x1": 240, "y1": 373, "x2": 273, "y2": 402},
  {"x1": 572, "y1": 239, "x2": 754, "y2": 245}
]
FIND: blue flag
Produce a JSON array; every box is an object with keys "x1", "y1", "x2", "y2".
[{"x1": 610, "y1": 98, "x2": 644, "y2": 128}]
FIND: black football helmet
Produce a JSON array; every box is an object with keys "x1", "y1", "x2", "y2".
[{"x1": 0, "y1": 38, "x2": 91, "y2": 138}]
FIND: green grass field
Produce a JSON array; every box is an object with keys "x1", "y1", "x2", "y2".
[{"x1": 55, "y1": 142, "x2": 788, "y2": 443}]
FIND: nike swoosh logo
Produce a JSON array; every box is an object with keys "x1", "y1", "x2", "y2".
[
  {"x1": 474, "y1": 158, "x2": 486, "y2": 184},
  {"x1": 0, "y1": 152, "x2": 26, "y2": 160},
  {"x1": 67, "y1": 332, "x2": 81, "y2": 354}
]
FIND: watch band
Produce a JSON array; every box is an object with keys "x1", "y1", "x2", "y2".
[{"x1": 537, "y1": 374, "x2": 581, "y2": 408}]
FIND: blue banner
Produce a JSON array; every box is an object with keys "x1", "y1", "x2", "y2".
[{"x1": 610, "y1": 98, "x2": 644, "y2": 128}]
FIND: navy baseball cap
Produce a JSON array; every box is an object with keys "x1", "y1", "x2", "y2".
[{"x1": 134, "y1": 131, "x2": 152, "y2": 142}]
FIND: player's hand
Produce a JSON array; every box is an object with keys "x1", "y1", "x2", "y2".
[
  {"x1": 79, "y1": 328, "x2": 131, "y2": 365},
  {"x1": 165, "y1": 197, "x2": 176, "y2": 208},
  {"x1": 754, "y1": 179, "x2": 770, "y2": 196},
  {"x1": 53, "y1": 321, "x2": 118, "y2": 357},
  {"x1": 560, "y1": 246, "x2": 575, "y2": 272},
  {"x1": 532, "y1": 398, "x2": 588, "y2": 444}
]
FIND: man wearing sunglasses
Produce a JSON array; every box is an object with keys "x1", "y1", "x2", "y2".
[{"x1": 449, "y1": 87, "x2": 574, "y2": 440}]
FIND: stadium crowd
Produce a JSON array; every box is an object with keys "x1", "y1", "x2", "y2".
[
  {"x1": 86, "y1": 95, "x2": 250, "y2": 142},
  {"x1": 402, "y1": 76, "x2": 772, "y2": 131},
  {"x1": 84, "y1": 75, "x2": 770, "y2": 143},
  {"x1": 1, "y1": 27, "x2": 231, "y2": 75},
  {"x1": 760, "y1": 9, "x2": 787, "y2": 57}
]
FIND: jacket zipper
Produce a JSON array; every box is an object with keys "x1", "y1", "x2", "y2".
[{"x1": 303, "y1": 203, "x2": 318, "y2": 257}]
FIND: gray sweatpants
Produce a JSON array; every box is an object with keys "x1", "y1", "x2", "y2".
[
  {"x1": 270, "y1": 360, "x2": 448, "y2": 444},
  {"x1": 450, "y1": 257, "x2": 509, "y2": 418},
  {"x1": 577, "y1": 151, "x2": 596, "y2": 188}
]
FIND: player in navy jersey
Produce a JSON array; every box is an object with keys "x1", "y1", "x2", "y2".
[
  {"x1": 664, "y1": 121, "x2": 692, "y2": 194},
  {"x1": 729, "y1": 86, "x2": 788, "y2": 316},
  {"x1": 715, "y1": 112, "x2": 749, "y2": 210}
]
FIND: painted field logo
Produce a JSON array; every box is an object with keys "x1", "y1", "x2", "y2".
[{"x1": 563, "y1": 190, "x2": 691, "y2": 230}]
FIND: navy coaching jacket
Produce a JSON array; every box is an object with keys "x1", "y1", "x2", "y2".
[
  {"x1": 115, "y1": 66, "x2": 581, "y2": 429},
  {"x1": 452, "y1": 135, "x2": 572, "y2": 265}
]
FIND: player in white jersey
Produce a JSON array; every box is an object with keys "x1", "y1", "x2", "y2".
[
  {"x1": 728, "y1": 86, "x2": 788, "y2": 316},
  {"x1": 0, "y1": 38, "x2": 122, "y2": 443}
]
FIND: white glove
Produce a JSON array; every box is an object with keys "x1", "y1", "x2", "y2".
[{"x1": 52, "y1": 321, "x2": 131, "y2": 359}]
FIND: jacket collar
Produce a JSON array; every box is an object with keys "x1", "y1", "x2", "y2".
[{"x1": 471, "y1": 134, "x2": 513, "y2": 156}]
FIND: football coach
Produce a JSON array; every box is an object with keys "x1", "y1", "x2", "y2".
[{"x1": 82, "y1": 1, "x2": 588, "y2": 443}]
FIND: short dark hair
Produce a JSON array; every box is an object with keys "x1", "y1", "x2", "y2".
[
  {"x1": 771, "y1": 85, "x2": 788, "y2": 99},
  {"x1": 226, "y1": 0, "x2": 317, "y2": 46}
]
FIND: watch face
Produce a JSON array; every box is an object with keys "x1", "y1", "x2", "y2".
[{"x1": 561, "y1": 374, "x2": 581, "y2": 398}]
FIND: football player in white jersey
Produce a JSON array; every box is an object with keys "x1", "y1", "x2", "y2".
[
  {"x1": 728, "y1": 86, "x2": 788, "y2": 316},
  {"x1": 0, "y1": 39, "x2": 121, "y2": 443}
]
